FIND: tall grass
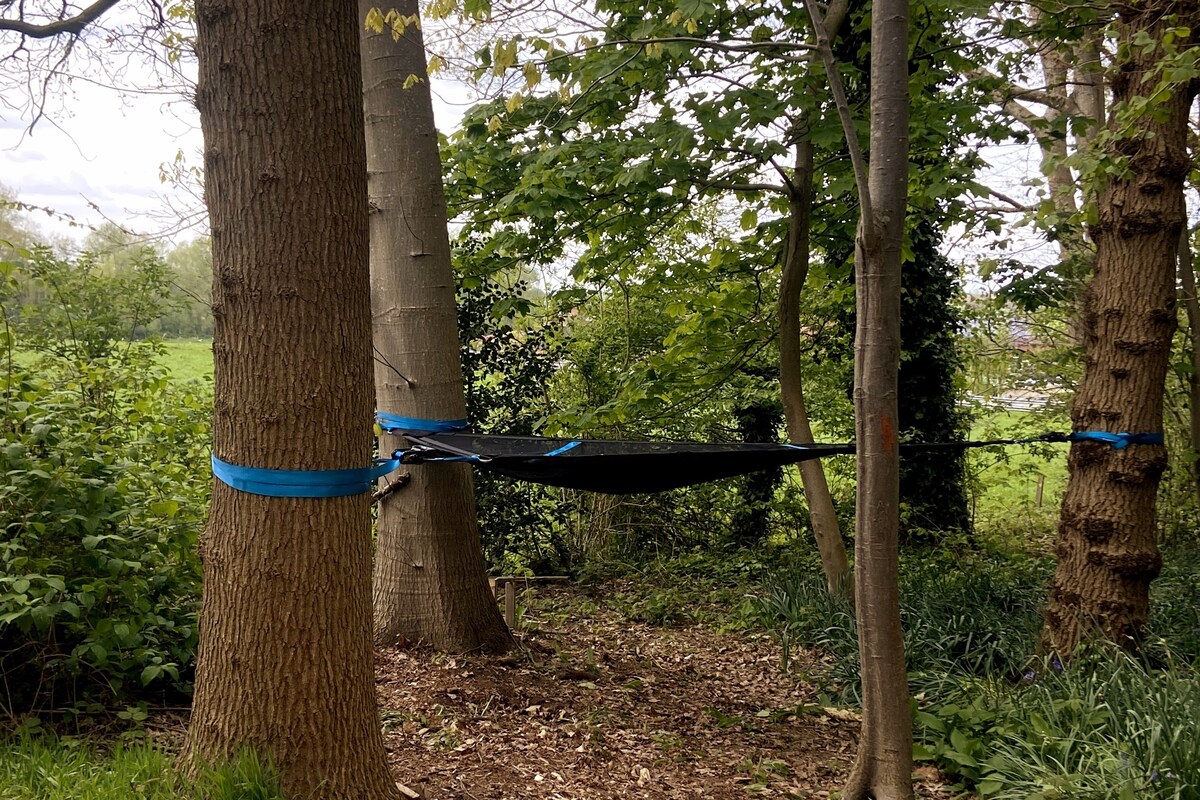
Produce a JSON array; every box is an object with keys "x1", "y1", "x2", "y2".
[
  {"x1": 0, "y1": 739, "x2": 282, "y2": 800},
  {"x1": 926, "y1": 650, "x2": 1200, "y2": 799},
  {"x1": 756, "y1": 550, "x2": 1050, "y2": 698}
]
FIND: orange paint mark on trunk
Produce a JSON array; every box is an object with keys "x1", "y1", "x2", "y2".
[{"x1": 881, "y1": 414, "x2": 895, "y2": 451}]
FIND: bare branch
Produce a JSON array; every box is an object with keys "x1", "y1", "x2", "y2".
[{"x1": 0, "y1": 0, "x2": 121, "y2": 38}]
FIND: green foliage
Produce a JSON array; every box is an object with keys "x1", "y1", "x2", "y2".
[
  {"x1": 0, "y1": 738, "x2": 283, "y2": 800},
  {"x1": 1, "y1": 248, "x2": 210, "y2": 713},
  {"x1": 916, "y1": 652, "x2": 1200, "y2": 799},
  {"x1": 896, "y1": 221, "x2": 971, "y2": 539},
  {"x1": 11, "y1": 246, "x2": 178, "y2": 363},
  {"x1": 457, "y1": 272, "x2": 571, "y2": 573},
  {"x1": 756, "y1": 550, "x2": 1051, "y2": 699}
]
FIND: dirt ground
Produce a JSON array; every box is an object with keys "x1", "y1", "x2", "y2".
[{"x1": 375, "y1": 585, "x2": 953, "y2": 800}]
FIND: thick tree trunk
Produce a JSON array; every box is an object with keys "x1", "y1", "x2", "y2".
[
  {"x1": 184, "y1": 2, "x2": 399, "y2": 798},
  {"x1": 1177, "y1": 229, "x2": 1200, "y2": 512},
  {"x1": 779, "y1": 138, "x2": 852, "y2": 597},
  {"x1": 1043, "y1": 1, "x2": 1198, "y2": 655},
  {"x1": 842, "y1": 0, "x2": 912, "y2": 796},
  {"x1": 361, "y1": 0, "x2": 513, "y2": 654}
]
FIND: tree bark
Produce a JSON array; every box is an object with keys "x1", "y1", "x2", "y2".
[
  {"x1": 1043, "y1": 1, "x2": 1199, "y2": 656},
  {"x1": 361, "y1": 0, "x2": 514, "y2": 654},
  {"x1": 842, "y1": 0, "x2": 912, "y2": 796},
  {"x1": 1176, "y1": 228, "x2": 1200, "y2": 513},
  {"x1": 184, "y1": 2, "x2": 399, "y2": 797},
  {"x1": 779, "y1": 137, "x2": 852, "y2": 597}
]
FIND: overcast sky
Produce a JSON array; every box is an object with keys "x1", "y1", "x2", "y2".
[{"x1": 0, "y1": 46, "x2": 474, "y2": 248}]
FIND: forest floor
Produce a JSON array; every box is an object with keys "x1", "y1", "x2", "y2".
[{"x1": 373, "y1": 582, "x2": 954, "y2": 800}]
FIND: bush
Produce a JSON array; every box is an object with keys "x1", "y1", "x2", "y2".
[
  {"x1": 0, "y1": 348, "x2": 210, "y2": 712},
  {"x1": 1, "y1": 246, "x2": 211, "y2": 713}
]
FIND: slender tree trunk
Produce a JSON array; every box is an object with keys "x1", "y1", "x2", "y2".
[
  {"x1": 1176, "y1": 228, "x2": 1200, "y2": 512},
  {"x1": 779, "y1": 137, "x2": 852, "y2": 597},
  {"x1": 361, "y1": 0, "x2": 513, "y2": 654},
  {"x1": 843, "y1": 0, "x2": 912, "y2": 796},
  {"x1": 1043, "y1": 1, "x2": 1199, "y2": 655},
  {"x1": 184, "y1": 2, "x2": 399, "y2": 797}
]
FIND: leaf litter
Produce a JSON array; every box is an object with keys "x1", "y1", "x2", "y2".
[{"x1": 375, "y1": 584, "x2": 953, "y2": 799}]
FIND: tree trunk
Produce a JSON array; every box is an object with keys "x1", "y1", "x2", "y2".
[
  {"x1": 184, "y1": 2, "x2": 399, "y2": 797},
  {"x1": 361, "y1": 0, "x2": 514, "y2": 654},
  {"x1": 1043, "y1": 1, "x2": 1198, "y2": 655},
  {"x1": 842, "y1": 0, "x2": 912, "y2": 796},
  {"x1": 1176, "y1": 228, "x2": 1200, "y2": 513},
  {"x1": 779, "y1": 137, "x2": 852, "y2": 597}
]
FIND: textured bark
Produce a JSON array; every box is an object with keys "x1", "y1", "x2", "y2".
[
  {"x1": 184, "y1": 2, "x2": 399, "y2": 798},
  {"x1": 779, "y1": 138, "x2": 852, "y2": 597},
  {"x1": 1177, "y1": 229, "x2": 1200, "y2": 511},
  {"x1": 842, "y1": 0, "x2": 912, "y2": 796},
  {"x1": 361, "y1": 0, "x2": 513, "y2": 654},
  {"x1": 1043, "y1": 1, "x2": 1199, "y2": 656}
]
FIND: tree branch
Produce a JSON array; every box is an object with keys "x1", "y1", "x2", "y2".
[
  {"x1": 803, "y1": 0, "x2": 872, "y2": 236},
  {"x1": 0, "y1": 0, "x2": 122, "y2": 38},
  {"x1": 534, "y1": 35, "x2": 816, "y2": 67}
]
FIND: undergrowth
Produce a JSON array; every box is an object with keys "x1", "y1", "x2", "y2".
[
  {"x1": 0, "y1": 738, "x2": 282, "y2": 800},
  {"x1": 599, "y1": 540, "x2": 1200, "y2": 800}
]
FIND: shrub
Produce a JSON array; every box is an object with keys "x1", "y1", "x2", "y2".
[{"x1": 1, "y1": 246, "x2": 210, "y2": 712}]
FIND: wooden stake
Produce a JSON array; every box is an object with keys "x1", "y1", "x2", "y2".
[
  {"x1": 504, "y1": 581, "x2": 516, "y2": 630},
  {"x1": 1036, "y1": 474, "x2": 1045, "y2": 508}
]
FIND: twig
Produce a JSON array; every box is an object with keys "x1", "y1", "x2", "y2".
[{"x1": 372, "y1": 472, "x2": 411, "y2": 504}]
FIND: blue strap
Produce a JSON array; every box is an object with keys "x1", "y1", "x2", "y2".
[
  {"x1": 212, "y1": 455, "x2": 402, "y2": 498},
  {"x1": 1070, "y1": 431, "x2": 1164, "y2": 449},
  {"x1": 544, "y1": 441, "x2": 581, "y2": 457},
  {"x1": 376, "y1": 413, "x2": 468, "y2": 434}
]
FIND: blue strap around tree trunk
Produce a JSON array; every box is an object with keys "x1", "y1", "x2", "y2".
[
  {"x1": 211, "y1": 455, "x2": 402, "y2": 498},
  {"x1": 1068, "y1": 431, "x2": 1164, "y2": 450}
]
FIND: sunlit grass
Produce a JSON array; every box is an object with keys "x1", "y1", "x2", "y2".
[
  {"x1": 0, "y1": 738, "x2": 282, "y2": 800},
  {"x1": 159, "y1": 339, "x2": 213, "y2": 384}
]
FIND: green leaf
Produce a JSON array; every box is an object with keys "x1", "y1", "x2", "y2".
[{"x1": 150, "y1": 500, "x2": 180, "y2": 518}]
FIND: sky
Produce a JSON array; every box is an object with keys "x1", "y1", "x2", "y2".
[
  {"x1": 0, "y1": 29, "x2": 475, "y2": 249},
  {"x1": 1, "y1": 79, "x2": 202, "y2": 245},
  {"x1": 0, "y1": 15, "x2": 1049, "y2": 275}
]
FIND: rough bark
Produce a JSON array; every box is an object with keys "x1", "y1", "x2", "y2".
[
  {"x1": 779, "y1": 137, "x2": 852, "y2": 597},
  {"x1": 842, "y1": 0, "x2": 912, "y2": 796},
  {"x1": 184, "y1": 2, "x2": 399, "y2": 798},
  {"x1": 1177, "y1": 228, "x2": 1200, "y2": 511},
  {"x1": 1043, "y1": 1, "x2": 1199, "y2": 656},
  {"x1": 361, "y1": 0, "x2": 514, "y2": 654}
]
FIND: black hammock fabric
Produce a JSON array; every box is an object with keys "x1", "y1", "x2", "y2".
[{"x1": 397, "y1": 432, "x2": 1071, "y2": 495}]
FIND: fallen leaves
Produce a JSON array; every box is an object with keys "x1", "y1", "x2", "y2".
[{"x1": 374, "y1": 584, "x2": 952, "y2": 800}]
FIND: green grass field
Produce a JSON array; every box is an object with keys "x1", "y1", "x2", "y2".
[
  {"x1": 967, "y1": 406, "x2": 1070, "y2": 541},
  {"x1": 160, "y1": 339, "x2": 214, "y2": 383}
]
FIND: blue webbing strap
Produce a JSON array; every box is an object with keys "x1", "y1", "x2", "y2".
[
  {"x1": 376, "y1": 413, "x2": 468, "y2": 434},
  {"x1": 212, "y1": 455, "x2": 403, "y2": 498},
  {"x1": 1069, "y1": 432, "x2": 1164, "y2": 450},
  {"x1": 544, "y1": 441, "x2": 581, "y2": 457}
]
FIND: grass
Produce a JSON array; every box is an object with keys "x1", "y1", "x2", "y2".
[
  {"x1": 159, "y1": 339, "x2": 213, "y2": 384},
  {"x1": 967, "y1": 406, "x2": 1071, "y2": 541},
  {"x1": 8, "y1": 339, "x2": 214, "y2": 384},
  {"x1": 0, "y1": 738, "x2": 282, "y2": 800}
]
